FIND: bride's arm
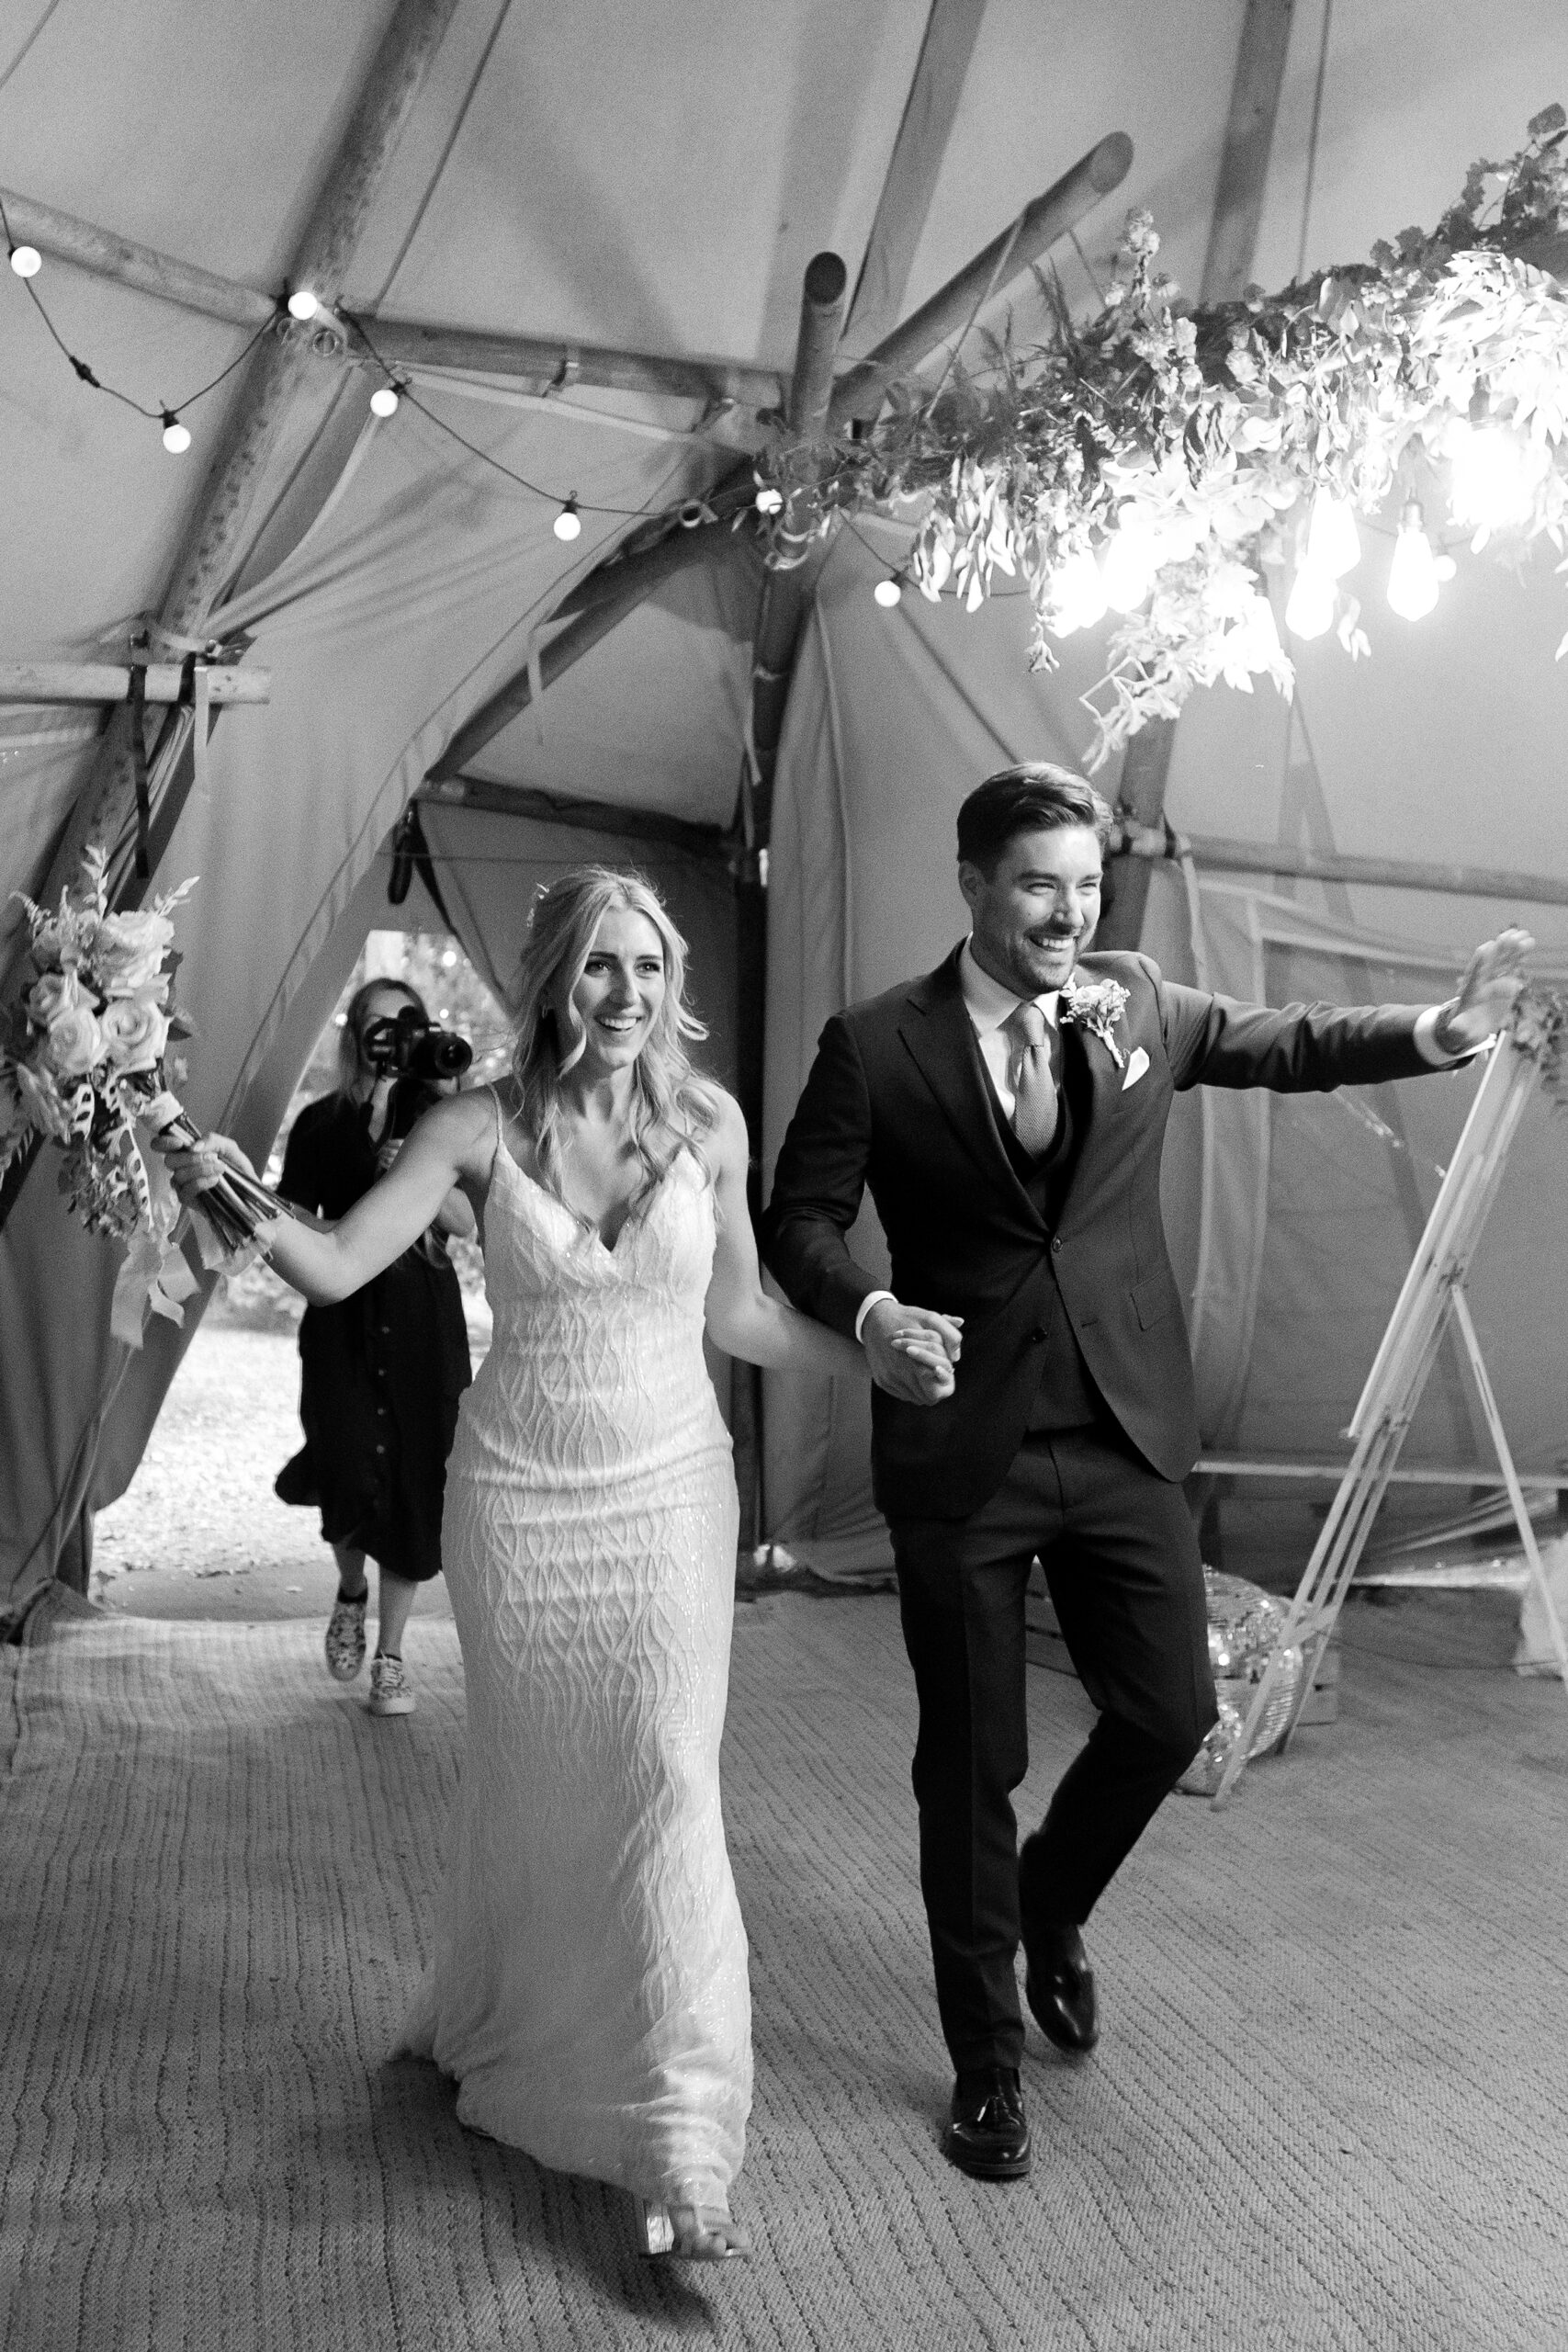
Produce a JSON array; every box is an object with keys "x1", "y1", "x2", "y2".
[
  {"x1": 162, "y1": 1092, "x2": 494, "y2": 1305},
  {"x1": 702, "y1": 1095, "x2": 953, "y2": 1401}
]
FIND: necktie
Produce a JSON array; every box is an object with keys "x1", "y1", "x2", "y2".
[{"x1": 1004, "y1": 1001, "x2": 1057, "y2": 1158}]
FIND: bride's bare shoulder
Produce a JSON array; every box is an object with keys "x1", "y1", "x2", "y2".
[{"x1": 416, "y1": 1086, "x2": 503, "y2": 1172}]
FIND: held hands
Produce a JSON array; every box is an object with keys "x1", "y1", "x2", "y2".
[
  {"x1": 862, "y1": 1298, "x2": 963, "y2": 1406},
  {"x1": 1438, "y1": 927, "x2": 1535, "y2": 1054}
]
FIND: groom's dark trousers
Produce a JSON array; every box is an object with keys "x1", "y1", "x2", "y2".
[{"x1": 763, "y1": 943, "x2": 1443, "y2": 2076}]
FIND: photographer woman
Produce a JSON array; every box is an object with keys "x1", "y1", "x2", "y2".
[{"x1": 275, "y1": 977, "x2": 474, "y2": 1714}]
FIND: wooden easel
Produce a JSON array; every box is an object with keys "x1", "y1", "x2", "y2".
[{"x1": 1211, "y1": 1022, "x2": 1568, "y2": 1809}]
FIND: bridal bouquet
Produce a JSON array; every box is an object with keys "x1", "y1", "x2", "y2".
[{"x1": 0, "y1": 846, "x2": 278, "y2": 1340}]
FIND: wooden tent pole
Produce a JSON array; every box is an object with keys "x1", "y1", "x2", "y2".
[
  {"x1": 421, "y1": 775, "x2": 727, "y2": 859},
  {"x1": 840, "y1": 0, "x2": 991, "y2": 356},
  {"x1": 0, "y1": 663, "x2": 268, "y2": 708},
  {"x1": 728, "y1": 253, "x2": 852, "y2": 1552},
  {"x1": 1178, "y1": 833, "x2": 1568, "y2": 908},
  {"x1": 0, "y1": 0, "x2": 459, "y2": 1251},
  {"x1": 828, "y1": 133, "x2": 1134, "y2": 429},
  {"x1": 0, "y1": 186, "x2": 277, "y2": 329},
  {"x1": 7, "y1": 0, "x2": 460, "y2": 952},
  {"x1": 1099, "y1": 0, "x2": 1294, "y2": 951},
  {"x1": 0, "y1": 176, "x2": 786, "y2": 418},
  {"x1": 355, "y1": 317, "x2": 784, "y2": 414},
  {"x1": 424, "y1": 488, "x2": 761, "y2": 782}
]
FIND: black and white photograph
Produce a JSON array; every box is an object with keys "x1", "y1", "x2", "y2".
[{"x1": 2, "y1": 2, "x2": 1566, "y2": 2344}]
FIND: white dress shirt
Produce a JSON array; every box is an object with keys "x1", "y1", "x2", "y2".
[{"x1": 955, "y1": 937, "x2": 1062, "y2": 1121}]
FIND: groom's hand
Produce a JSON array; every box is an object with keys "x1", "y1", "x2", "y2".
[
  {"x1": 863, "y1": 1299, "x2": 963, "y2": 1406},
  {"x1": 1435, "y1": 926, "x2": 1535, "y2": 1054}
]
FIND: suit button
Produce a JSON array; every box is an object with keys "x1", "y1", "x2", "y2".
[
  {"x1": 1031, "y1": 1327, "x2": 1048, "y2": 1343},
  {"x1": 1051, "y1": 1236, "x2": 1062, "y2": 1254}
]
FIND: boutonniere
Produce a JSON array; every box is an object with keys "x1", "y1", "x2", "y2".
[{"x1": 1059, "y1": 975, "x2": 1132, "y2": 1069}]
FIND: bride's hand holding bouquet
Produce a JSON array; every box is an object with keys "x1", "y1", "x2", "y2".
[{"x1": 0, "y1": 846, "x2": 285, "y2": 1340}]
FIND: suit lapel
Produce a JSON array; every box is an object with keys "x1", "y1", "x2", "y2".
[
  {"x1": 1055, "y1": 961, "x2": 1144, "y2": 1229},
  {"x1": 897, "y1": 949, "x2": 1046, "y2": 1228}
]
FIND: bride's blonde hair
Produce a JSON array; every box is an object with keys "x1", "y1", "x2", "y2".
[{"x1": 508, "y1": 866, "x2": 721, "y2": 1208}]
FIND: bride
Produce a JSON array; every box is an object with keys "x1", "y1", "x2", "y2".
[{"x1": 164, "y1": 866, "x2": 954, "y2": 2261}]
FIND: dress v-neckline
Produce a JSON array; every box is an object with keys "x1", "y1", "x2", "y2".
[{"x1": 492, "y1": 1113, "x2": 663, "y2": 1259}]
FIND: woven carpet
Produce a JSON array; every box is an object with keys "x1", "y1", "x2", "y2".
[{"x1": 3, "y1": 1590, "x2": 1567, "y2": 2351}]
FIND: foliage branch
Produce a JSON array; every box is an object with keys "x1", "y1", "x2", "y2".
[{"x1": 755, "y1": 108, "x2": 1568, "y2": 769}]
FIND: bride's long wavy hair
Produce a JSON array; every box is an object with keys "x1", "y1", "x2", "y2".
[{"x1": 508, "y1": 866, "x2": 722, "y2": 1210}]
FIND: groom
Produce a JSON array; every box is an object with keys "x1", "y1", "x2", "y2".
[{"x1": 762, "y1": 761, "x2": 1529, "y2": 2182}]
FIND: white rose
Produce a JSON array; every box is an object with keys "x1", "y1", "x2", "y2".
[
  {"x1": 95, "y1": 910, "x2": 174, "y2": 995},
  {"x1": 27, "y1": 968, "x2": 83, "y2": 1025},
  {"x1": 98, "y1": 998, "x2": 170, "y2": 1076},
  {"x1": 43, "y1": 1004, "x2": 104, "y2": 1079}
]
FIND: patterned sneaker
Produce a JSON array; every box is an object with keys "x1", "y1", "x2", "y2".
[
  {"x1": 367, "y1": 1654, "x2": 415, "y2": 1716},
  {"x1": 324, "y1": 1591, "x2": 367, "y2": 1683}
]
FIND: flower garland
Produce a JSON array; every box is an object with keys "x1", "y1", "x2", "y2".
[{"x1": 761, "y1": 107, "x2": 1568, "y2": 768}]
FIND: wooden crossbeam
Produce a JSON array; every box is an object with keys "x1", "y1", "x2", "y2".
[
  {"x1": 0, "y1": 663, "x2": 268, "y2": 708},
  {"x1": 0, "y1": 184, "x2": 277, "y2": 331},
  {"x1": 1179, "y1": 834, "x2": 1568, "y2": 908},
  {"x1": 421, "y1": 775, "x2": 726, "y2": 859},
  {"x1": 353, "y1": 316, "x2": 784, "y2": 415}
]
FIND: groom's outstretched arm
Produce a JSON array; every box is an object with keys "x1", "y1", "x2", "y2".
[{"x1": 761, "y1": 1013, "x2": 881, "y2": 1340}]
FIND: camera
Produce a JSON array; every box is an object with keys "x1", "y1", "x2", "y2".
[
  {"x1": 360, "y1": 1007, "x2": 474, "y2": 1142},
  {"x1": 360, "y1": 1005, "x2": 474, "y2": 1084}
]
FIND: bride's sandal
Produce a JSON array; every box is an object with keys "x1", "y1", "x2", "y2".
[{"x1": 636, "y1": 2198, "x2": 749, "y2": 2261}]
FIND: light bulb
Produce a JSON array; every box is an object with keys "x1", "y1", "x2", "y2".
[
  {"x1": 1284, "y1": 560, "x2": 1336, "y2": 640},
  {"x1": 1447, "y1": 421, "x2": 1540, "y2": 537},
  {"x1": 753, "y1": 485, "x2": 784, "y2": 514},
  {"x1": 1049, "y1": 547, "x2": 1108, "y2": 635},
  {"x1": 287, "y1": 288, "x2": 320, "y2": 322},
  {"x1": 1305, "y1": 491, "x2": 1360, "y2": 579},
  {"x1": 1100, "y1": 525, "x2": 1156, "y2": 614},
  {"x1": 369, "y1": 383, "x2": 400, "y2": 418},
  {"x1": 874, "y1": 573, "x2": 903, "y2": 608},
  {"x1": 9, "y1": 243, "x2": 41, "y2": 279},
  {"x1": 161, "y1": 413, "x2": 191, "y2": 455},
  {"x1": 1386, "y1": 500, "x2": 1440, "y2": 620},
  {"x1": 553, "y1": 497, "x2": 582, "y2": 542}
]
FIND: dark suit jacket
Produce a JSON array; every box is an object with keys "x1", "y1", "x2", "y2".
[{"x1": 761, "y1": 944, "x2": 1439, "y2": 1520}]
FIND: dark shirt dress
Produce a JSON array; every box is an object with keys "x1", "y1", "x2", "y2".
[{"x1": 275, "y1": 1092, "x2": 472, "y2": 1580}]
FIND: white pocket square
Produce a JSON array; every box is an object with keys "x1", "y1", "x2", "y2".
[{"x1": 1122, "y1": 1046, "x2": 1150, "y2": 1091}]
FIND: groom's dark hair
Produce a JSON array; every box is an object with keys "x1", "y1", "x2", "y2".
[{"x1": 956, "y1": 763, "x2": 1113, "y2": 876}]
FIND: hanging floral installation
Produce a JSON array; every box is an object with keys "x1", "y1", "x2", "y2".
[{"x1": 755, "y1": 108, "x2": 1568, "y2": 769}]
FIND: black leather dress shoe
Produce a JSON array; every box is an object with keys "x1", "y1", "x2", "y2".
[
  {"x1": 1025, "y1": 1929, "x2": 1099, "y2": 2053},
  {"x1": 941, "y1": 2070, "x2": 1031, "y2": 2180}
]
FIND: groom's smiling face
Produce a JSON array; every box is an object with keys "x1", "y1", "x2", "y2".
[{"x1": 960, "y1": 823, "x2": 1104, "y2": 1000}]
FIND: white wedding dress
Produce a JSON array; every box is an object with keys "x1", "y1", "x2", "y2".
[{"x1": 399, "y1": 1102, "x2": 750, "y2": 2211}]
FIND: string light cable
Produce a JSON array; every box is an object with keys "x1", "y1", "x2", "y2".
[
  {"x1": 0, "y1": 189, "x2": 275, "y2": 448},
  {"x1": 346, "y1": 312, "x2": 735, "y2": 530}
]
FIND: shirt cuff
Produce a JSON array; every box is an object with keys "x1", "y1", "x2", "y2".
[
  {"x1": 1413, "y1": 1001, "x2": 1480, "y2": 1066},
  {"x1": 853, "y1": 1289, "x2": 897, "y2": 1342}
]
